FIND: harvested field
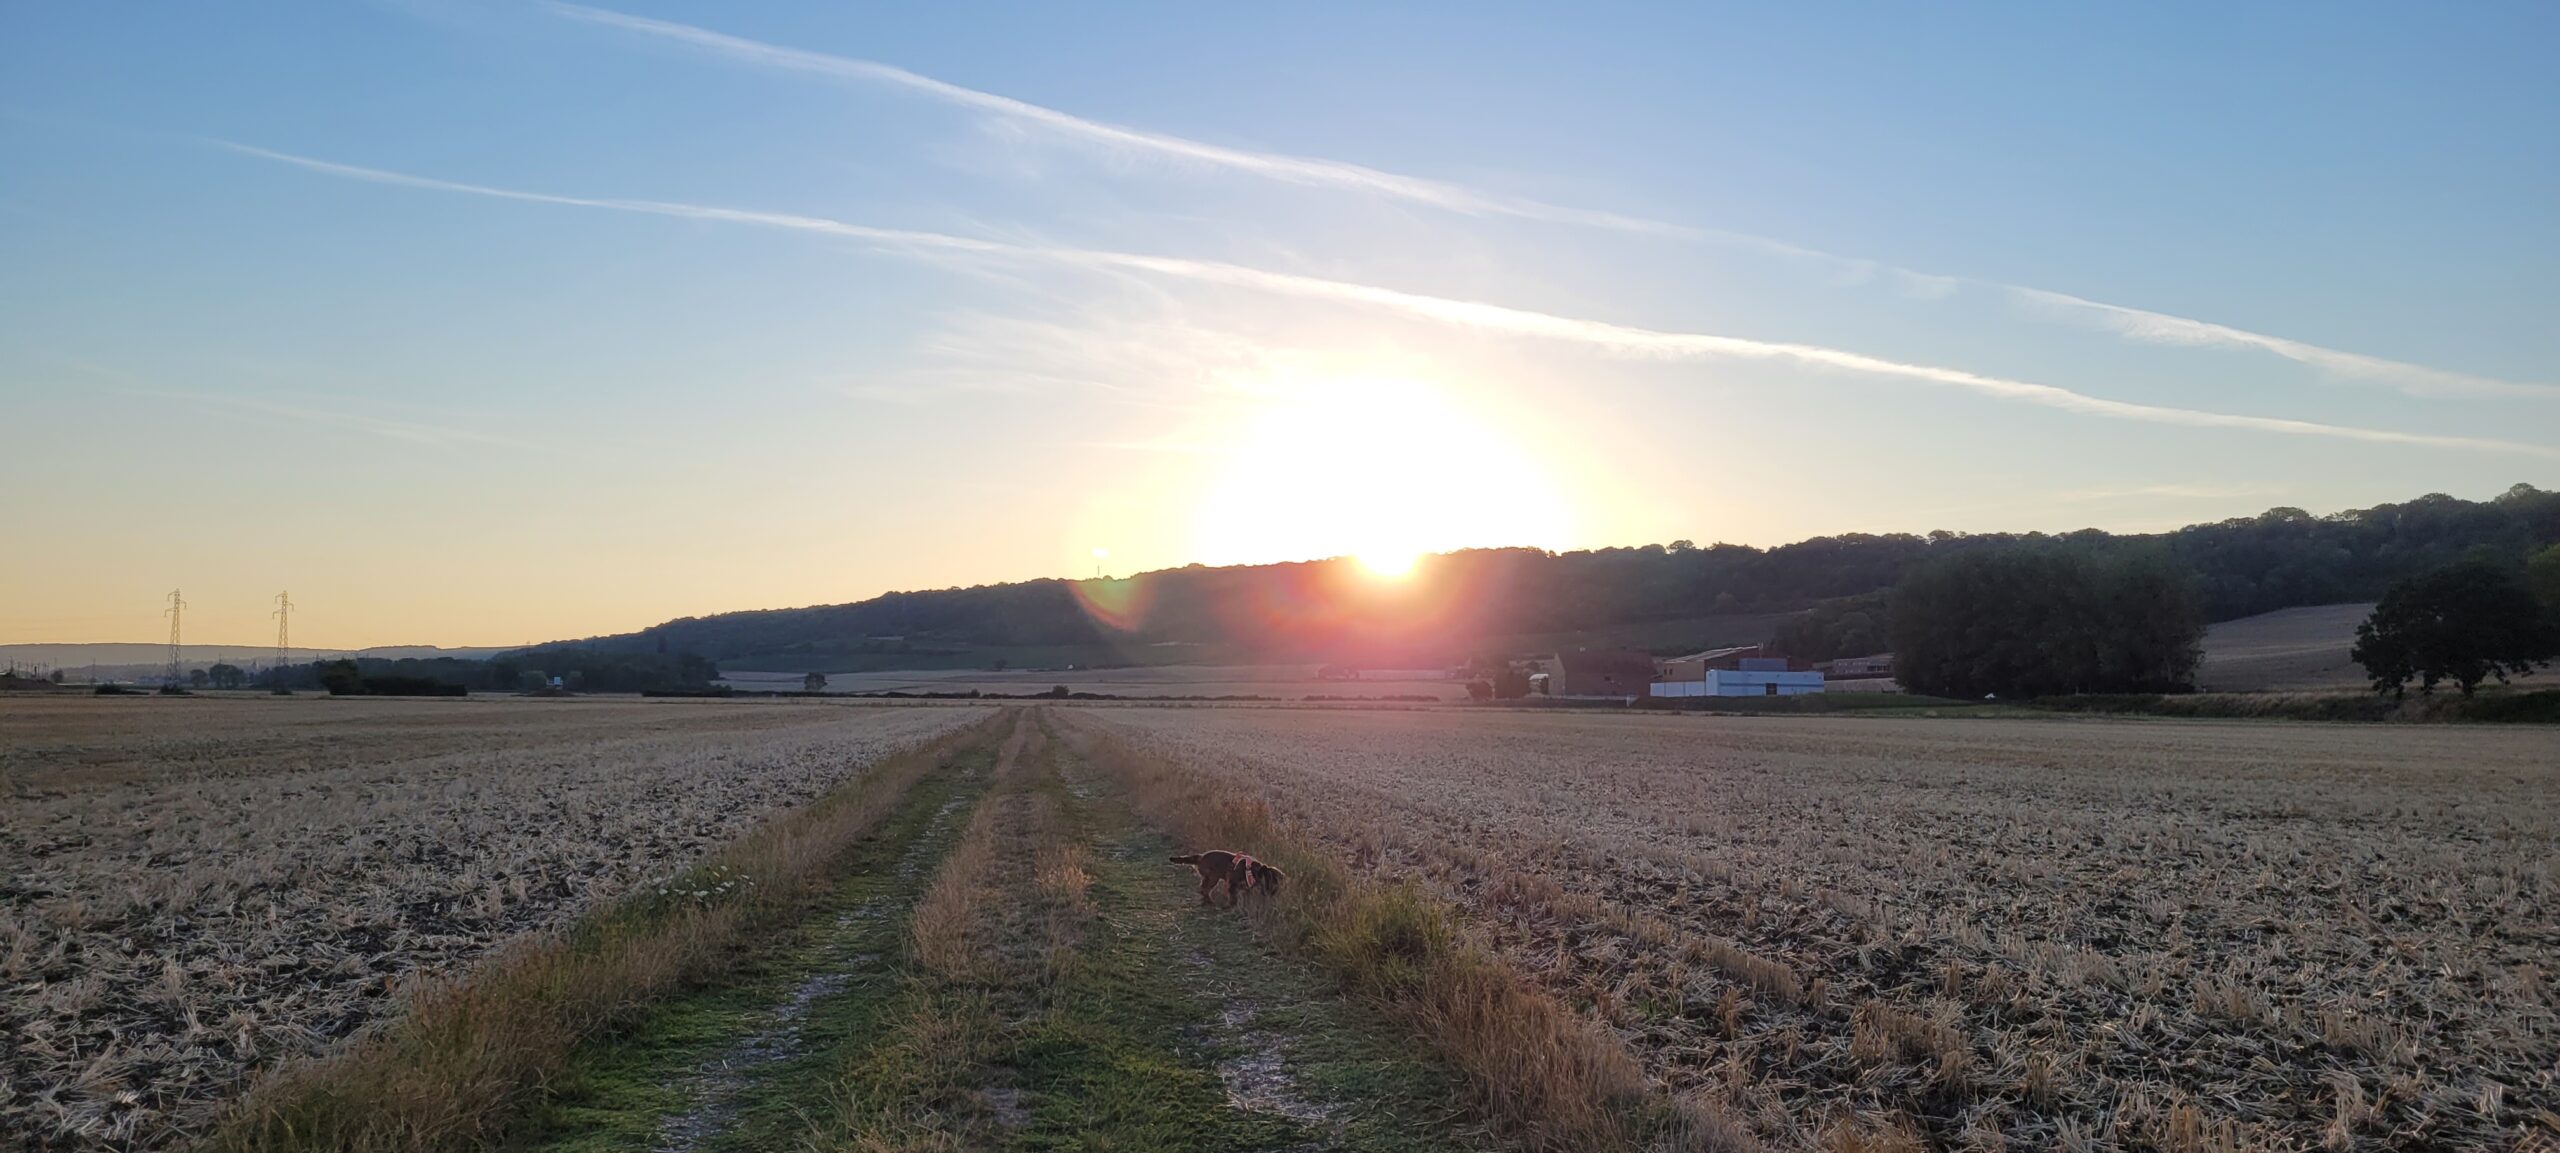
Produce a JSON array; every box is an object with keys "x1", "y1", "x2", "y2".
[
  {"x1": 0, "y1": 696, "x2": 988, "y2": 1148},
  {"x1": 1092, "y1": 707, "x2": 2560, "y2": 1151},
  {"x1": 722, "y1": 664, "x2": 1474, "y2": 701},
  {"x1": 2196, "y1": 602, "x2": 2373, "y2": 693}
]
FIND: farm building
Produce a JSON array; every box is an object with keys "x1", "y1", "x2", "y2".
[
  {"x1": 1657, "y1": 645, "x2": 1761, "y2": 682},
  {"x1": 1547, "y1": 650, "x2": 1658, "y2": 698},
  {"x1": 1653, "y1": 656, "x2": 1825, "y2": 697},
  {"x1": 1824, "y1": 653, "x2": 1894, "y2": 677}
]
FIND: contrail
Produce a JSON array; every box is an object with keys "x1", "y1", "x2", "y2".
[
  {"x1": 226, "y1": 144, "x2": 2560, "y2": 461},
  {"x1": 547, "y1": 2, "x2": 2555, "y2": 401},
  {"x1": 2007, "y1": 287, "x2": 2554, "y2": 399},
  {"x1": 542, "y1": 2, "x2": 1678, "y2": 238}
]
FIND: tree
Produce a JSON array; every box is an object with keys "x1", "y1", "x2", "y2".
[
  {"x1": 1891, "y1": 549, "x2": 2204, "y2": 698},
  {"x1": 802, "y1": 672, "x2": 828, "y2": 692},
  {"x1": 47, "y1": 669, "x2": 65, "y2": 685},
  {"x1": 1771, "y1": 590, "x2": 1892, "y2": 660},
  {"x1": 318, "y1": 660, "x2": 365, "y2": 695},
  {"x1": 1465, "y1": 679, "x2": 1493, "y2": 702},
  {"x1": 187, "y1": 668, "x2": 210, "y2": 689},
  {"x1": 2352, "y1": 561, "x2": 2557, "y2": 697},
  {"x1": 1493, "y1": 667, "x2": 1532, "y2": 699},
  {"x1": 2529, "y1": 543, "x2": 2560, "y2": 622},
  {"x1": 207, "y1": 663, "x2": 247, "y2": 690}
]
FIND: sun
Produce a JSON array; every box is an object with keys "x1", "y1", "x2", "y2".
[
  {"x1": 1357, "y1": 548, "x2": 1420, "y2": 579},
  {"x1": 1188, "y1": 374, "x2": 1572, "y2": 572}
]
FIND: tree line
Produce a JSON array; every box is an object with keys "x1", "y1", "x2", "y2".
[
  {"x1": 259, "y1": 649, "x2": 719, "y2": 694},
  {"x1": 550, "y1": 485, "x2": 2560, "y2": 669},
  {"x1": 1880, "y1": 539, "x2": 2560, "y2": 700}
]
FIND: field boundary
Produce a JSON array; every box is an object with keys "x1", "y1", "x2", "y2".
[
  {"x1": 1053, "y1": 712, "x2": 1751, "y2": 1153},
  {"x1": 199, "y1": 710, "x2": 1014, "y2": 1153},
  {"x1": 2028, "y1": 686, "x2": 2560, "y2": 723}
]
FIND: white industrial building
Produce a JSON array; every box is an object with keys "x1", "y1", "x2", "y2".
[{"x1": 1651, "y1": 657, "x2": 1824, "y2": 698}]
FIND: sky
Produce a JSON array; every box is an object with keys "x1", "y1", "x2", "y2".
[{"x1": 3, "y1": 2, "x2": 2555, "y2": 649}]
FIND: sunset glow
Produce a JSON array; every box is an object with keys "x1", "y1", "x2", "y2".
[
  {"x1": 1357, "y1": 549, "x2": 1421, "y2": 579},
  {"x1": 1189, "y1": 374, "x2": 1572, "y2": 572}
]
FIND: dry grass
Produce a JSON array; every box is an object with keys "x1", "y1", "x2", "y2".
[
  {"x1": 1054, "y1": 716, "x2": 1702, "y2": 1153},
  {"x1": 1089, "y1": 707, "x2": 2558, "y2": 1152},
  {"x1": 200, "y1": 711, "x2": 1002, "y2": 1153},
  {"x1": 0, "y1": 696, "x2": 990, "y2": 1149},
  {"x1": 810, "y1": 711, "x2": 1110, "y2": 1152},
  {"x1": 908, "y1": 716, "x2": 1038, "y2": 983}
]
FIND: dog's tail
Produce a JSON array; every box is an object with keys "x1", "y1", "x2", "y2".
[{"x1": 1167, "y1": 854, "x2": 1203, "y2": 865}]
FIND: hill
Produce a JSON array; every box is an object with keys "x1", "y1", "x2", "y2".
[
  {"x1": 2194, "y1": 603, "x2": 2375, "y2": 693},
  {"x1": 536, "y1": 484, "x2": 2557, "y2": 672}
]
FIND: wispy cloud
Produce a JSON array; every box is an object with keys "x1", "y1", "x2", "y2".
[
  {"x1": 227, "y1": 144, "x2": 2560, "y2": 462},
  {"x1": 545, "y1": 2, "x2": 1681, "y2": 238},
  {"x1": 2008, "y1": 288, "x2": 2557, "y2": 399},
  {"x1": 548, "y1": 3, "x2": 2554, "y2": 401}
]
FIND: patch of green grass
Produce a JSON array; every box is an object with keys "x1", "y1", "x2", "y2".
[
  {"x1": 532, "y1": 714, "x2": 1508, "y2": 1153},
  {"x1": 1061, "y1": 718, "x2": 1657, "y2": 1152},
  {"x1": 1040, "y1": 743, "x2": 1503, "y2": 1153},
  {"x1": 994, "y1": 843, "x2": 1301, "y2": 1152},
  {"x1": 526, "y1": 744, "x2": 1000, "y2": 1152}
]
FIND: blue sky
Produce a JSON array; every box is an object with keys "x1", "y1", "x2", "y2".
[{"x1": 4, "y1": 1, "x2": 2555, "y2": 647}]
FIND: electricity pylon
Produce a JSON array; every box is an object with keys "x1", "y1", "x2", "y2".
[
  {"x1": 164, "y1": 589, "x2": 188, "y2": 685},
  {"x1": 273, "y1": 591, "x2": 294, "y2": 675}
]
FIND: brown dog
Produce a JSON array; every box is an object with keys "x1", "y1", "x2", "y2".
[{"x1": 1169, "y1": 850, "x2": 1287, "y2": 908}]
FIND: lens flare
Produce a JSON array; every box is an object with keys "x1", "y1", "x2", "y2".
[{"x1": 1068, "y1": 574, "x2": 1153, "y2": 633}]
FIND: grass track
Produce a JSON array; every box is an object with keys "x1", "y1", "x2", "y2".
[
  {"x1": 524, "y1": 736, "x2": 1005, "y2": 1151},
  {"x1": 526, "y1": 708, "x2": 1501, "y2": 1152},
  {"x1": 977, "y1": 715, "x2": 1498, "y2": 1151}
]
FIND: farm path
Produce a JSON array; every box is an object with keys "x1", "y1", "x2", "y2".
[
  {"x1": 522, "y1": 712, "x2": 1017, "y2": 1152},
  {"x1": 527, "y1": 708, "x2": 1494, "y2": 1153}
]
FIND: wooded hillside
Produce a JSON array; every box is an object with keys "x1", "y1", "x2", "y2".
[{"x1": 549, "y1": 485, "x2": 2559, "y2": 669}]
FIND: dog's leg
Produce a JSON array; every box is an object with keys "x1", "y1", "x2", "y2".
[{"x1": 1198, "y1": 869, "x2": 1217, "y2": 906}]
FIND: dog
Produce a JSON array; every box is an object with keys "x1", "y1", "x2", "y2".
[{"x1": 1168, "y1": 850, "x2": 1287, "y2": 908}]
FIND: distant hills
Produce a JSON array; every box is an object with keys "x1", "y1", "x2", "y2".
[{"x1": 534, "y1": 485, "x2": 2558, "y2": 673}]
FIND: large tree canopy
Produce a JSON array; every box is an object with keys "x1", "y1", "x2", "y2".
[
  {"x1": 1891, "y1": 550, "x2": 2205, "y2": 699},
  {"x1": 2352, "y1": 561, "x2": 2557, "y2": 697}
]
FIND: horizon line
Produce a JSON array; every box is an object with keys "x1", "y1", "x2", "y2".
[{"x1": 14, "y1": 482, "x2": 2539, "y2": 650}]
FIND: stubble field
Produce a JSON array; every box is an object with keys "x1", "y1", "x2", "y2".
[
  {"x1": 1094, "y1": 707, "x2": 2559, "y2": 1151},
  {"x1": 10, "y1": 695, "x2": 2555, "y2": 1152},
  {"x1": 0, "y1": 696, "x2": 988, "y2": 1148}
]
